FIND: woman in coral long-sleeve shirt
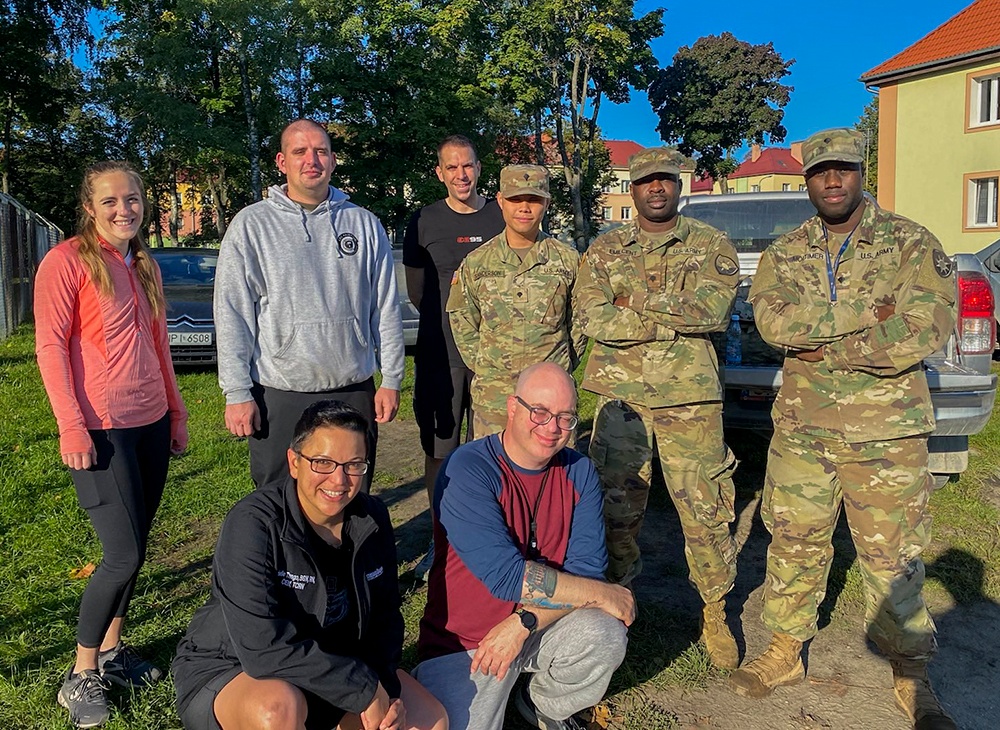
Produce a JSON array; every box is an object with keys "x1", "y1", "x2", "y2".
[{"x1": 34, "y1": 161, "x2": 188, "y2": 729}]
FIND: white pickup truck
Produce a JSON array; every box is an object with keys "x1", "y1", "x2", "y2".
[{"x1": 679, "y1": 192, "x2": 998, "y2": 487}]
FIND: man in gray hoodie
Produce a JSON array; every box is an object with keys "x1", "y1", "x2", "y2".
[{"x1": 214, "y1": 119, "x2": 404, "y2": 490}]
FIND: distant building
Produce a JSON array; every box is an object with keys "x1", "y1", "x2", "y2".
[
  {"x1": 692, "y1": 145, "x2": 805, "y2": 196},
  {"x1": 861, "y1": 0, "x2": 1000, "y2": 253}
]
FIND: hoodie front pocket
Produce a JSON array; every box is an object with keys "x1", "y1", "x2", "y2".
[{"x1": 272, "y1": 319, "x2": 368, "y2": 375}]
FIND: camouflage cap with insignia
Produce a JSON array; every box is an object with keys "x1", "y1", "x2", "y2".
[
  {"x1": 629, "y1": 147, "x2": 683, "y2": 182},
  {"x1": 800, "y1": 128, "x2": 864, "y2": 173},
  {"x1": 499, "y1": 164, "x2": 550, "y2": 200}
]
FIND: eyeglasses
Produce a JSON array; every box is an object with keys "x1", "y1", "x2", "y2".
[
  {"x1": 296, "y1": 453, "x2": 369, "y2": 476},
  {"x1": 515, "y1": 396, "x2": 579, "y2": 431}
]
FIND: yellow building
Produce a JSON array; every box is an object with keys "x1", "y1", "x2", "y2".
[
  {"x1": 689, "y1": 145, "x2": 805, "y2": 195},
  {"x1": 861, "y1": 0, "x2": 1000, "y2": 254}
]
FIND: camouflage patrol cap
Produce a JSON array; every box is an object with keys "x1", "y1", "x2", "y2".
[
  {"x1": 499, "y1": 165, "x2": 550, "y2": 200},
  {"x1": 801, "y1": 128, "x2": 864, "y2": 172},
  {"x1": 629, "y1": 147, "x2": 683, "y2": 181}
]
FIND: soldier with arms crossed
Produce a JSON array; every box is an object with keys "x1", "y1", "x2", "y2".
[
  {"x1": 574, "y1": 147, "x2": 742, "y2": 670},
  {"x1": 730, "y1": 128, "x2": 957, "y2": 730}
]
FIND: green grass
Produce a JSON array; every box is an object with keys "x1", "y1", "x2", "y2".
[{"x1": 1, "y1": 326, "x2": 998, "y2": 729}]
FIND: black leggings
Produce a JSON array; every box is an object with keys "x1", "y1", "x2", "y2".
[{"x1": 70, "y1": 413, "x2": 171, "y2": 648}]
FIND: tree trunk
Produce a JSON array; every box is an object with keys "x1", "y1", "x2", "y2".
[
  {"x1": 1, "y1": 94, "x2": 13, "y2": 195},
  {"x1": 237, "y1": 50, "x2": 262, "y2": 201},
  {"x1": 169, "y1": 161, "x2": 180, "y2": 246}
]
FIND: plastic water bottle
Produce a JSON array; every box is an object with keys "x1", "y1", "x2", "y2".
[{"x1": 725, "y1": 314, "x2": 742, "y2": 367}]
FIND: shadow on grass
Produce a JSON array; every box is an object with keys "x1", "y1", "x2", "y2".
[{"x1": 866, "y1": 548, "x2": 1000, "y2": 729}]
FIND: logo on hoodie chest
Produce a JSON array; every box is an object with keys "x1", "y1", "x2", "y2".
[{"x1": 338, "y1": 232, "x2": 359, "y2": 257}]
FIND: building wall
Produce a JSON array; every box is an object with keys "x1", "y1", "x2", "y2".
[
  {"x1": 715, "y1": 173, "x2": 804, "y2": 195},
  {"x1": 884, "y1": 57, "x2": 1000, "y2": 254}
]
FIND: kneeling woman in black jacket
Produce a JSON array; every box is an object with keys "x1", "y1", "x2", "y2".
[{"x1": 173, "y1": 401, "x2": 447, "y2": 730}]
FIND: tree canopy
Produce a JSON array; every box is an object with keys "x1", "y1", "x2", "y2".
[{"x1": 649, "y1": 32, "x2": 793, "y2": 193}]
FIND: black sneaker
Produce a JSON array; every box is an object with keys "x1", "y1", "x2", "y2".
[
  {"x1": 58, "y1": 669, "x2": 110, "y2": 728},
  {"x1": 97, "y1": 643, "x2": 163, "y2": 688},
  {"x1": 514, "y1": 683, "x2": 588, "y2": 730}
]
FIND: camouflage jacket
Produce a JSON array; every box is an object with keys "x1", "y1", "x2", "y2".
[
  {"x1": 575, "y1": 217, "x2": 739, "y2": 407},
  {"x1": 749, "y1": 201, "x2": 956, "y2": 442},
  {"x1": 446, "y1": 231, "x2": 585, "y2": 413}
]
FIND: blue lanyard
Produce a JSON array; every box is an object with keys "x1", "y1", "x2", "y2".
[{"x1": 823, "y1": 225, "x2": 856, "y2": 302}]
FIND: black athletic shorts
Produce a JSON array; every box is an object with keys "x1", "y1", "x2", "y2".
[{"x1": 413, "y1": 362, "x2": 473, "y2": 459}]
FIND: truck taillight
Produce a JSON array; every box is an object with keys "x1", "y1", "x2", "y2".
[{"x1": 958, "y1": 271, "x2": 996, "y2": 355}]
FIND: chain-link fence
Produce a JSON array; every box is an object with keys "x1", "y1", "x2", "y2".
[{"x1": 0, "y1": 192, "x2": 64, "y2": 342}]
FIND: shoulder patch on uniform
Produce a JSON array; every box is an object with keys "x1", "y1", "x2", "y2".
[
  {"x1": 932, "y1": 248, "x2": 953, "y2": 278},
  {"x1": 451, "y1": 271, "x2": 460, "y2": 285},
  {"x1": 715, "y1": 254, "x2": 739, "y2": 277}
]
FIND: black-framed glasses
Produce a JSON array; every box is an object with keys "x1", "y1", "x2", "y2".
[
  {"x1": 515, "y1": 396, "x2": 579, "y2": 430},
  {"x1": 296, "y1": 453, "x2": 369, "y2": 476}
]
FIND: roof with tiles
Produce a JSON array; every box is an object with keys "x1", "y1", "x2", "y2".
[
  {"x1": 729, "y1": 147, "x2": 803, "y2": 179},
  {"x1": 861, "y1": 0, "x2": 1000, "y2": 83},
  {"x1": 604, "y1": 140, "x2": 645, "y2": 168}
]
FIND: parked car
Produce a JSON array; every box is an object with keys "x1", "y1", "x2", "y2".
[
  {"x1": 393, "y1": 246, "x2": 419, "y2": 350},
  {"x1": 151, "y1": 247, "x2": 218, "y2": 365},
  {"x1": 678, "y1": 191, "x2": 997, "y2": 486},
  {"x1": 973, "y1": 236, "x2": 1000, "y2": 347},
  {"x1": 152, "y1": 246, "x2": 418, "y2": 366}
]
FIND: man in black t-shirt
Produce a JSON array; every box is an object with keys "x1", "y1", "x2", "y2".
[{"x1": 403, "y1": 135, "x2": 505, "y2": 581}]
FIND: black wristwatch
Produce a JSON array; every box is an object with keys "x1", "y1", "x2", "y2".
[{"x1": 516, "y1": 607, "x2": 538, "y2": 634}]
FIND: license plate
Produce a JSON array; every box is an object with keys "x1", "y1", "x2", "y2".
[
  {"x1": 739, "y1": 388, "x2": 774, "y2": 402},
  {"x1": 169, "y1": 332, "x2": 213, "y2": 346}
]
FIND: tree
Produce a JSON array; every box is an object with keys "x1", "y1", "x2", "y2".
[
  {"x1": 649, "y1": 32, "x2": 793, "y2": 194},
  {"x1": 485, "y1": 0, "x2": 663, "y2": 249},
  {"x1": 856, "y1": 96, "x2": 878, "y2": 197},
  {"x1": 0, "y1": 0, "x2": 97, "y2": 195}
]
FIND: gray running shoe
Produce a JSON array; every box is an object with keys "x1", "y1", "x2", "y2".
[
  {"x1": 58, "y1": 669, "x2": 110, "y2": 728},
  {"x1": 98, "y1": 643, "x2": 163, "y2": 688},
  {"x1": 415, "y1": 539, "x2": 435, "y2": 582}
]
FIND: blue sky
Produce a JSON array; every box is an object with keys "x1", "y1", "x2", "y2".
[{"x1": 602, "y1": 0, "x2": 973, "y2": 149}]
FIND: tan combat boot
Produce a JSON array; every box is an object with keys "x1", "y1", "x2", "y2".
[
  {"x1": 891, "y1": 659, "x2": 957, "y2": 730},
  {"x1": 701, "y1": 600, "x2": 739, "y2": 669},
  {"x1": 728, "y1": 632, "x2": 804, "y2": 698}
]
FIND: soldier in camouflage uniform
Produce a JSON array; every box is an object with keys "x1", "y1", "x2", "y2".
[
  {"x1": 447, "y1": 165, "x2": 586, "y2": 437},
  {"x1": 730, "y1": 128, "x2": 957, "y2": 730},
  {"x1": 575, "y1": 148, "x2": 742, "y2": 669}
]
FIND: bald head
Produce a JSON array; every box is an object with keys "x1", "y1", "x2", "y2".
[
  {"x1": 515, "y1": 362, "x2": 576, "y2": 406},
  {"x1": 280, "y1": 119, "x2": 331, "y2": 154},
  {"x1": 501, "y1": 363, "x2": 577, "y2": 469}
]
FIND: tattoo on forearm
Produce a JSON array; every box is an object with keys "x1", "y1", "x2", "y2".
[
  {"x1": 524, "y1": 562, "x2": 573, "y2": 608},
  {"x1": 525, "y1": 562, "x2": 557, "y2": 597}
]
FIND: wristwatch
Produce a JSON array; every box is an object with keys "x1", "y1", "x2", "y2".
[{"x1": 516, "y1": 608, "x2": 538, "y2": 634}]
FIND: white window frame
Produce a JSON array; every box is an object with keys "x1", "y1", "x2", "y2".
[
  {"x1": 621, "y1": 206, "x2": 632, "y2": 221},
  {"x1": 602, "y1": 206, "x2": 613, "y2": 221},
  {"x1": 965, "y1": 174, "x2": 999, "y2": 230},
  {"x1": 750, "y1": 184, "x2": 760, "y2": 193},
  {"x1": 970, "y1": 71, "x2": 1000, "y2": 128},
  {"x1": 782, "y1": 183, "x2": 791, "y2": 191},
  {"x1": 621, "y1": 180, "x2": 631, "y2": 194}
]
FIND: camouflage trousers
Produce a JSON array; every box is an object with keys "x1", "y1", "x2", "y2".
[
  {"x1": 589, "y1": 397, "x2": 738, "y2": 602},
  {"x1": 761, "y1": 428, "x2": 936, "y2": 660},
  {"x1": 472, "y1": 406, "x2": 506, "y2": 441}
]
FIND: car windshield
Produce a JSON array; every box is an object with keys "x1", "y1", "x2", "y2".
[
  {"x1": 153, "y1": 252, "x2": 218, "y2": 285},
  {"x1": 681, "y1": 198, "x2": 817, "y2": 253}
]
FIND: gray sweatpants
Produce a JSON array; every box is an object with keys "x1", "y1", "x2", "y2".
[{"x1": 412, "y1": 609, "x2": 628, "y2": 730}]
